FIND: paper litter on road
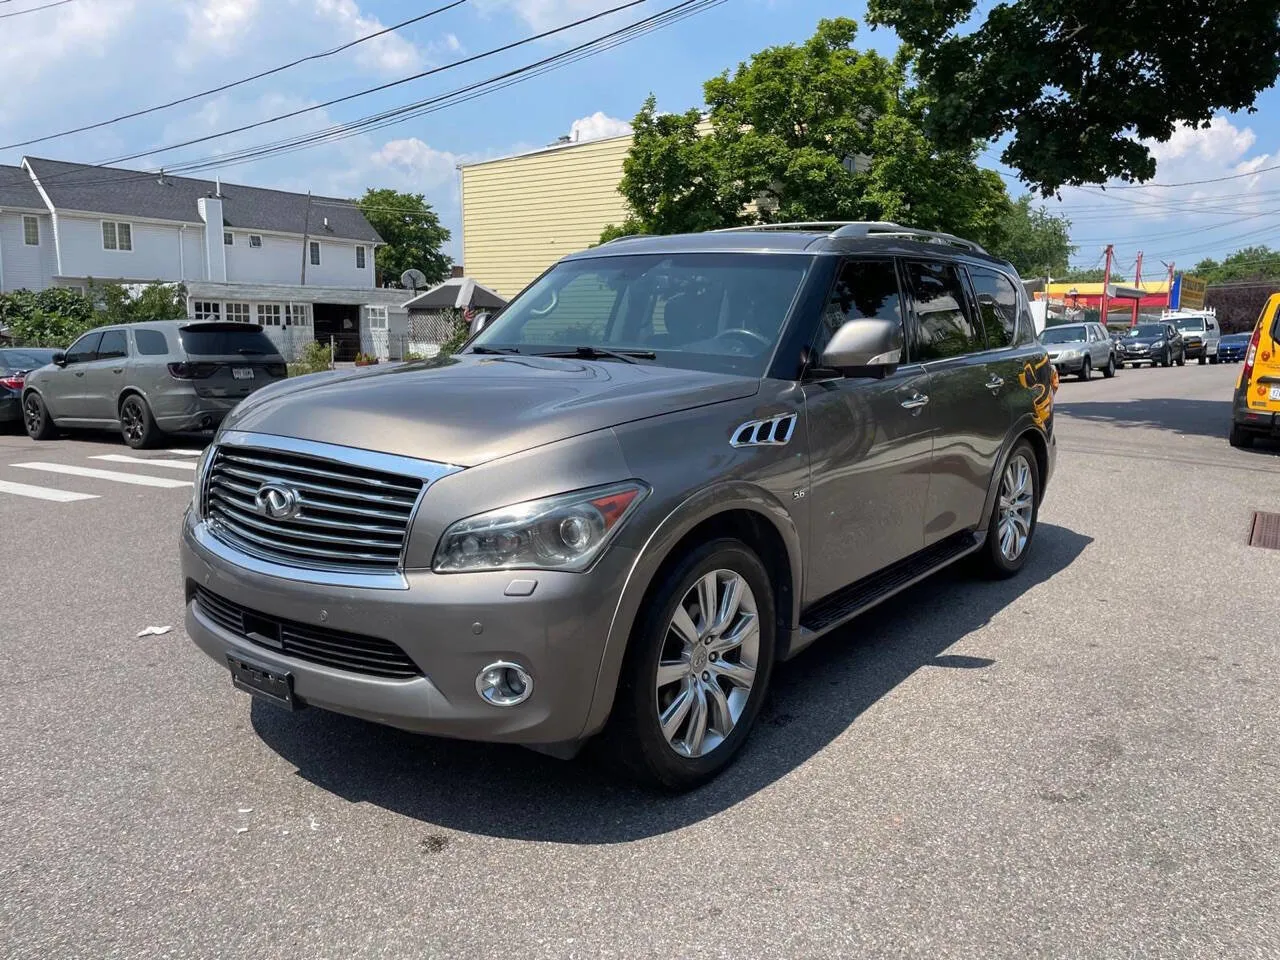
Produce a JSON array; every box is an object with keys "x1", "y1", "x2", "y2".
[
  {"x1": 235, "y1": 827, "x2": 248, "y2": 834},
  {"x1": 136, "y1": 625, "x2": 172, "y2": 637},
  {"x1": 237, "y1": 808, "x2": 253, "y2": 814}
]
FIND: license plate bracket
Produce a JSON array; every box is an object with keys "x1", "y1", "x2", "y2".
[
  {"x1": 1270, "y1": 386, "x2": 1280, "y2": 401},
  {"x1": 227, "y1": 653, "x2": 298, "y2": 710},
  {"x1": 232, "y1": 366, "x2": 254, "y2": 380}
]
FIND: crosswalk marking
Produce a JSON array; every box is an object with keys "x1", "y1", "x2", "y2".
[
  {"x1": 12, "y1": 462, "x2": 193, "y2": 489},
  {"x1": 166, "y1": 449, "x2": 203, "y2": 457},
  {"x1": 91, "y1": 454, "x2": 197, "y2": 472},
  {"x1": 0, "y1": 479, "x2": 99, "y2": 502}
]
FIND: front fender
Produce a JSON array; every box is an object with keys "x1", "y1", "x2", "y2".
[{"x1": 579, "y1": 480, "x2": 804, "y2": 739}]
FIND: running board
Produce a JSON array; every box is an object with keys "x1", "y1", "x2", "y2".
[{"x1": 789, "y1": 531, "x2": 981, "y2": 657}]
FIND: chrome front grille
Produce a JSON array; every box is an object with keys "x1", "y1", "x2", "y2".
[{"x1": 203, "y1": 444, "x2": 424, "y2": 573}]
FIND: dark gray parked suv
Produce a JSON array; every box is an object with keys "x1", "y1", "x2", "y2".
[
  {"x1": 181, "y1": 222, "x2": 1057, "y2": 788},
  {"x1": 23, "y1": 320, "x2": 286, "y2": 448}
]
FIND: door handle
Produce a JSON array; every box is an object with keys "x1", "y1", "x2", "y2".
[
  {"x1": 74, "y1": 371, "x2": 85, "y2": 377},
  {"x1": 111, "y1": 368, "x2": 123, "y2": 374},
  {"x1": 900, "y1": 392, "x2": 930, "y2": 410},
  {"x1": 985, "y1": 375, "x2": 1004, "y2": 391}
]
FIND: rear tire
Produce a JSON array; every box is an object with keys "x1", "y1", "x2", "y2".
[
  {"x1": 22, "y1": 391, "x2": 57, "y2": 440},
  {"x1": 1078, "y1": 357, "x2": 1091, "y2": 381},
  {"x1": 119, "y1": 394, "x2": 160, "y2": 449},
  {"x1": 605, "y1": 538, "x2": 776, "y2": 791},
  {"x1": 1229, "y1": 424, "x2": 1254, "y2": 449},
  {"x1": 976, "y1": 440, "x2": 1040, "y2": 580}
]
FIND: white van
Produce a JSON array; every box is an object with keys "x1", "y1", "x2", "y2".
[{"x1": 1162, "y1": 308, "x2": 1221, "y2": 364}]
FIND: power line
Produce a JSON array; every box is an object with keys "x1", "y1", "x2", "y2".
[
  {"x1": 0, "y1": 0, "x2": 471, "y2": 151},
  {"x1": 29, "y1": 0, "x2": 723, "y2": 192},
  {"x1": 0, "y1": 0, "x2": 75, "y2": 18},
  {"x1": 41, "y1": 0, "x2": 652, "y2": 180}
]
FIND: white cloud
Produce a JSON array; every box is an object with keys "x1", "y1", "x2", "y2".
[
  {"x1": 366, "y1": 138, "x2": 461, "y2": 190},
  {"x1": 184, "y1": 0, "x2": 261, "y2": 51},
  {"x1": 570, "y1": 111, "x2": 632, "y2": 143},
  {"x1": 311, "y1": 0, "x2": 423, "y2": 74},
  {"x1": 0, "y1": 0, "x2": 138, "y2": 102},
  {"x1": 477, "y1": 0, "x2": 622, "y2": 31}
]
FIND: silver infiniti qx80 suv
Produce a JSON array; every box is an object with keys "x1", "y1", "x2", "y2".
[{"x1": 181, "y1": 222, "x2": 1057, "y2": 789}]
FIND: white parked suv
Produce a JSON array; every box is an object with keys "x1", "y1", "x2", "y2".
[{"x1": 1163, "y1": 309, "x2": 1221, "y2": 364}]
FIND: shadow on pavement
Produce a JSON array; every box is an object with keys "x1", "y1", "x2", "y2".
[
  {"x1": 252, "y1": 523, "x2": 1093, "y2": 843},
  {"x1": 1055, "y1": 396, "x2": 1235, "y2": 441}
]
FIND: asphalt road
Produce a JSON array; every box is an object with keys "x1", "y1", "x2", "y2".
[{"x1": 2, "y1": 362, "x2": 1277, "y2": 959}]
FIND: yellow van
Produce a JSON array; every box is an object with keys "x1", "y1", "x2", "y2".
[{"x1": 1230, "y1": 293, "x2": 1280, "y2": 448}]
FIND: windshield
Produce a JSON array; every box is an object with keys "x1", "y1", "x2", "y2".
[
  {"x1": 1128, "y1": 324, "x2": 1165, "y2": 338},
  {"x1": 469, "y1": 253, "x2": 813, "y2": 377},
  {"x1": 1040, "y1": 325, "x2": 1087, "y2": 345},
  {"x1": 0, "y1": 348, "x2": 57, "y2": 373},
  {"x1": 1222, "y1": 332, "x2": 1251, "y2": 342},
  {"x1": 179, "y1": 326, "x2": 280, "y2": 356},
  {"x1": 1173, "y1": 317, "x2": 1206, "y2": 332}
]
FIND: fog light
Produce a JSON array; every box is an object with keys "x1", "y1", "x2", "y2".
[{"x1": 475, "y1": 661, "x2": 533, "y2": 707}]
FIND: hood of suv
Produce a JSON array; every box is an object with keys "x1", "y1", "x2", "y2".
[{"x1": 222, "y1": 354, "x2": 760, "y2": 467}]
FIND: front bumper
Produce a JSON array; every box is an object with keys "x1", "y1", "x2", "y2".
[
  {"x1": 180, "y1": 511, "x2": 634, "y2": 745},
  {"x1": 1050, "y1": 354, "x2": 1085, "y2": 373},
  {"x1": 1120, "y1": 349, "x2": 1157, "y2": 363}
]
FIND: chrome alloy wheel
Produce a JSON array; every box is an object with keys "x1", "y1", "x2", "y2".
[
  {"x1": 997, "y1": 454, "x2": 1035, "y2": 562},
  {"x1": 655, "y1": 569, "x2": 760, "y2": 758},
  {"x1": 22, "y1": 393, "x2": 42, "y2": 434}
]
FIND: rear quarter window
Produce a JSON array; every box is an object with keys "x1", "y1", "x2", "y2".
[
  {"x1": 134, "y1": 329, "x2": 170, "y2": 356},
  {"x1": 179, "y1": 327, "x2": 280, "y2": 356}
]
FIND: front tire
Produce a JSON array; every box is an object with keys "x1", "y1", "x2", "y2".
[
  {"x1": 1103, "y1": 354, "x2": 1116, "y2": 378},
  {"x1": 119, "y1": 394, "x2": 160, "y2": 449},
  {"x1": 607, "y1": 538, "x2": 776, "y2": 790},
  {"x1": 1078, "y1": 357, "x2": 1091, "y2": 381},
  {"x1": 1198, "y1": 355, "x2": 1207, "y2": 365},
  {"x1": 977, "y1": 441, "x2": 1040, "y2": 580},
  {"x1": 22, "y1": 391, "x2": 57, "y2": 440},
  {"x1": 1176, "y1": 349, "x2": 1186, "y2": 367}
]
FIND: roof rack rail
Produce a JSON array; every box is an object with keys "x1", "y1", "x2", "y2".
[
  {"x1": 713, "y1": 221, "x2": 864, "y2": 233},
  {"x1": 830, "y1": 222, "x2": 988, "y2": 254},
  {"x1": 600, "y1": 233, "x2": 657, "y2": 245}
]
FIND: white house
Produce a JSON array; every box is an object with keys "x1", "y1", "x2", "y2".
[{"x1": 0, "y1": 158, "x2": 412, "y2": 360}]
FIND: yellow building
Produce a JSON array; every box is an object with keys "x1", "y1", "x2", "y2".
[{"x1": 459, "y1": 134, "x2": 634, "y2": 299}]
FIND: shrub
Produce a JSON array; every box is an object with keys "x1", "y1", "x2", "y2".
[{"x1": 287, "y1": 341, "x2": 333, "y2": 377}]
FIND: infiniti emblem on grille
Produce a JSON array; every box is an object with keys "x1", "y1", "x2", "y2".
[{"x1": 254, "y1": 482, "x2": 301, "y2": 520}]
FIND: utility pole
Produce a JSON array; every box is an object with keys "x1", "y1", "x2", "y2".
[
  {"x1": 1163, "y1": 261, "x2": 1176, "y2": 309},
  {"x1": 299, "y1": 191, "x2": 312, "y2": 286},
  {"x1": 1131, "y1": 250, "x2": 1143, "y2": 327},
  {"x1": 1100, "y1": 244, "x2": 1114, "y2": 327}
]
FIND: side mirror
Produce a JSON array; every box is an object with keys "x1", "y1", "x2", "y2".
[
  {"x1": 820, "y1": 317, "x2": 903, "y2": 378},
  {"x1": 52, "y1": 351, "x2": 66, "y2": 367}
]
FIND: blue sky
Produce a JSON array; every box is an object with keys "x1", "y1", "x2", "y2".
[{"x1": 2, "y1": 0, "x2": 1277, "y2": 273}]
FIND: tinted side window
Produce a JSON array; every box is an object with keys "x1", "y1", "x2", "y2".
[
  {"x1": 904, "y1": 260, "x2": 981, "y2": 361},
  {"x1": 65, "y1": 332, "x2": 102, "y2": 364},
  {"x1": 814, "y1": 258, "x2": 903, "y2": 355},
  {"x1": 969, "y1": 267, "x2": 1022, "y2": 349},
  {"x1": 134, "y1": 329, "x2": 170, "y2": 356},
  {"x1": 97, "y1": 330, "x2": 128, "y2": 360}
]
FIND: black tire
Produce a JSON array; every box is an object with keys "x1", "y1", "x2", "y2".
[
  {"x1": 119, "y1": 393, "x2": 160, "y2": 449},
  {"x1": 976, "y1": 440, "x2": 1040, "y2": 580},
  {"x1": 1176, "y1": 349, "x2": 1186, "y2": 367},
  {"x1": 1103, "y1": 354, "x2": 1116, "y2": 378},
  {"x1": 1198, "y1": 355, "x2": 1207, "y2": 365},
  {"x1": 21, "y1": 391, "x2": 57, "y2": 440},
  {"x1": 1210, "y1": 354, "x2": 1219, "y2": 365},
  {"x1": 1078, "y1": 357, "x2": 1091, "y2": 381},
  {"x1": 1161, "y1": 350, "x2": 1172, "y2": 368},
  {"x1": 605, "y1": 537, "x2": 776, "y2": 791},
  {"x1": 1117, "y1": 361, "x2": 1126, "y2": 370},
  {"x1": 1229, "y1": 424, "x2": 1254, "y2": 449}
]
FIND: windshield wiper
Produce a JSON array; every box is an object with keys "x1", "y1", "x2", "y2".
[
  {"x1": 536, "y1": 346, "x2": 656, "y2": 363},
  {"x1": 470, "y1": 345, "x2": 522, "y2": 355}
]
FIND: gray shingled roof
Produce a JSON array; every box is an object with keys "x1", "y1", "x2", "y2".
[
  {"x1": 24, "y1": 157, "x2": 381, "y2": 243},
  {"x1": 0, "y1": 164, "x2": 46, "y2": 210}
]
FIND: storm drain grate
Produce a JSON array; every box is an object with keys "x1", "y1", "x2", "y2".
[{"x1": 1247, "y1": 511, "x2": 1280, "y2": 550}]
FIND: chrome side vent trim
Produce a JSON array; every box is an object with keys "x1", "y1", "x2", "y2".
[{"x1": 731, "y1": 413, "x2": 798, "y2": 448}]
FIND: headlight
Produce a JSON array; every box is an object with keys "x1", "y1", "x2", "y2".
[
  {"x1": 190, "y1": 444, "x2": 214, "y2": 517},
  {"x1": 1152, "y1": 340, "x2": 1164, "y2": 348},
  {"x1": 1059, "y1": 349, "x2": 1080, "y2": 360},
  {"x1": 432, "y1": 481, "x2": 649, "y2": 573}
]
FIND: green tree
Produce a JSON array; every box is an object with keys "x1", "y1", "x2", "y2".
[
  {"x1": 1057, "y1": 267, "x2": 1128, "y2": 283},
  {"x1": 601, "y1": 19, "x2": 1013, "y2": 250},
  {"x1": 91, "y1": 280, "x2": 187, "y2": 324},
  {"x1": 0, "y1": 288, "x2": 96, "y2": 346},
  {"x1": 1192, "y1": 245, "x2": 1280, "y2": 284},
  {"x1": 987, "y1": 195, "x2": 1074, "y2": 277},
  {"x1": 356, "y1": 188, "x2": 451, "y2": 287},
  {"x1": 867, "y1": 0, "x2": 1280, "y2": 193}
]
